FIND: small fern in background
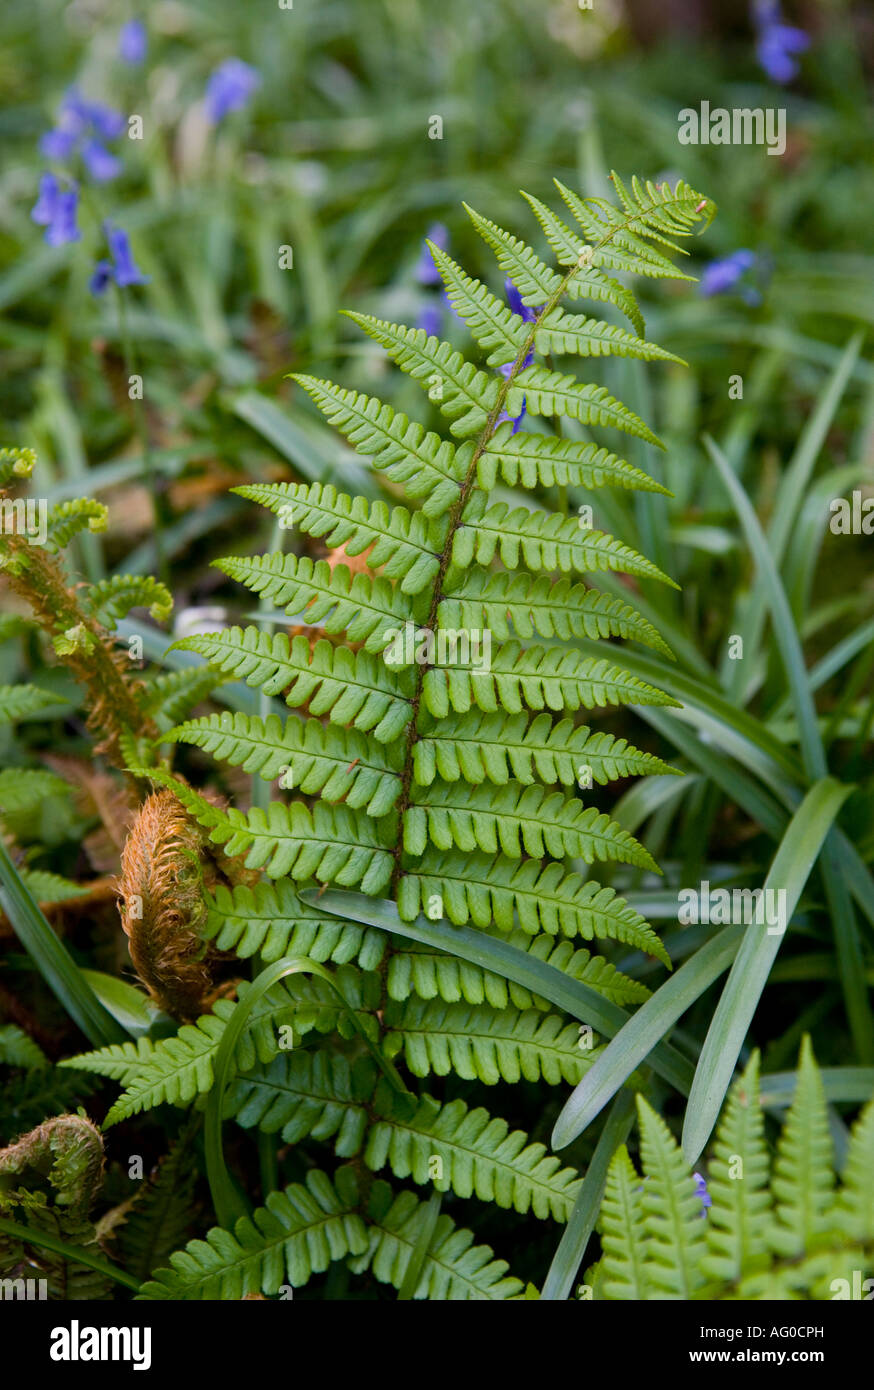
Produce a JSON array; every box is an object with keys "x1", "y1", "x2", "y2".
[
  {"x1": 589, "y1": 1040, "x2": 874, "y2": 1300},
  {"x1": 58, "y1": 174, "x2": 716, "y2": 1299}
]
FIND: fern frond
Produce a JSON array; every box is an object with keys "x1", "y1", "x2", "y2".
[
  {"x1": 413, "y1": 710, "x2": 678, "y2": 788},
  {"x1": 138, "y1": 1169, "x2": 368, "y2": 1299},
  {"x1": 0, "y1": 767, "x2": 70, "y2": 814},
  {"x1": 0, "y1": 446, "x2": 36, "y2": 488},
  {"x1": 172, "y1": 628, "x2": 415, "y2": 743},
  {"x1": 598, "y1": 1145, "x2": 652, "y2": 1300},
  {"x1": 426, "y1": 243, "x2": 530, "y2": 367},
  {"x1": 0, "y1": 683, "x2": 62, "y2": 723},
  {"x1": 769, "y1": 1035, "x2": 836, "y2": 1258},
  {"x1": 524, "y1": 187, "x2": 688, "y2": 283},
  {"x1": 17, "y1": 868, "x2": 89, "y2": 903},
  {"x1": 454, "y1": 494, "x2": 675, "y2": 585},
  {"x1": 398, "y1": 850, "x2": 671, "y2": 965},
  {"x1": 216, "y1": 551, "x2": 419, "y2": 653},
  {"x1": 167, "y1": 711, "x2": 403, "y2": 815},
  {"x1": 352, "y1": 1180, "x2": 523, "y2": 1299},
  {"x1": 702, "y1": 1051, "x2": 772, "y2": 1285},
  {"x1": 204, "y1": 877, "x2": 387, "y2": 966},
  {"x1": 226, "y1": 1051, "x2": 377, "y2": 1156},
  {"x1": 234, "y1": 481, "x2": 446, "y2": 595},
  {"x1": 115, "y1": 1135, "x2": 198, "y2": 1282},
  {"x1": 43, "y1": 498, "x2": 108, "y2": 551},
  {"x1": 440, "y1": 570, "x2": 672, "y2": 654},
  {"x1": 137, "y1": 666, "x2": 226, "y2": 723},
  {"x1": 405, "y1": 780, "x2": 659, "y2": 872},
  {"x1": 383, "y1": 998, "x2": 598, "y2": 1086},
  {"x1": 387, "y1": 930, "x2": 649, "y2": 1009},
  {"x1": 420, "y1": 640, "x2": 678, "y2": 718},
  {"x1": 292, "y1": 374, "x2": 467, "y2": 517},
  {"x1": 85, "y1": 574, "x2": 173, "y2": 626},
  {"x1": 366, "y1": 1092, "x2": 582, "y2": 1220},
  {"x1": 0, "y1": 1023, "x2": 49, "y2": 1070},
  {"x1": 838, "y1": 1096, "x2": 874, "y2": 1243},
  {"x1": 343, "y1": 313, "x2": 501, "y2": 437},
  {"x1": 636, "y1": 1097, "x2": 708, "y2": 1298},
  {"x1": 140, "y1": 767, "x2": 396, "y2": 890},
  {"x1": 507, "y1": 366, "x2": 663, "y2": 447},
  {"x1": 477, "y1": 424, "x2": 668, "y2": 493}
]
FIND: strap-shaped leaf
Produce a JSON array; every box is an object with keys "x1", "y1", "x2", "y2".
[
  {"x1": 477, "y1": 424, "x2": 668, "y2": 493},
  {"x1": 427, "y1": 242, "x2": 530, "y2": 366},
  {"x1": 387, "y1": 929, "x2": 650, "y2": 1009},
  {"x1": 398, "y1": 849, "x2": 671, "y2": 965},
  {"x1": 225, "y1": 1050, "x2": 377, "y2": 1156},
  {"x1": 233, "y1": 481, "x2": 445, "y2": 595},
  {"x1": 292, "y1": 374, "x2": 467, "y2": 517},
  {"x1": 382, "y1": 997, "x2": 599, "y2": 1086},
  {"x1": 507, "y1": 366, "x2": 663, "y2": 447},
  {"x1": 172, "y1": 629, "x2": 415, "y2": 743},
  {"x1": 216, "y1": 552, "x2": 420, "y2": 653},
  {"x1": 204, "y1": 877, "x2": 387, "y2": 966},
  {"x1": 420, "y1": 639, "x2": 678, "y2": 718},
  {"x1": 366, "y1": 1091, "x2": 582, "y2": 1220},
  {"x1": 440, "y1": 568, "x2": 672, "y2": 654},
  {"x1": 138, "y1": 1170, "x2": 368, "y2": 1299},
  {"x1": 351, "y1": 1181, "x2": 523, "y2": 1299},
  {"x1": 405, "y1": 779, "x2": 659, "y2": 872},
  {"x1": 454, "y1": 494, "x2": 675, "y2": 585},
  {"x1": 167, "y1": 711, "x2": 403, "y2": 815},
  {"x1": 344, "y1": 312, "x2": 500, "y2": 437}
]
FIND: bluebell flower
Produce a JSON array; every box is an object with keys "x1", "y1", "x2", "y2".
[
  {"x1": 31, "y1": 172, "x2": 60, "y2": 226},
  {"x1": 417, "y1": 303, "x2": 442, "y2": 338},
  {"x1": 89, "y1": 260, "x2": 115, "y2": 296},
  {"x1": 693, "y1": 1172, "x2": 712, "y2": 1215},
  {"x1": 119, "y1": 19, "x2": 147, "y2": 65},
  {"x1": 81, "y1": 140, "x2": 122, "y2": 183},
  {"x1": 414, "y1": 223, "x2": 449, "y2": 286},
  {"x1": 104, "y1": 223, "x2": 149, "y2": 287},
  {"x1": 39, "y1": 125, "x2": 80, "y2": 161},
  {"x1": 44, "y1": 188, "x2": 81, "y2": 247},
  {"x1": 63, "y1": 88, "x2": 125, "y2": 141},
  {"x1": 504, "y1": 277, "x2": 539, "y2": 324},
  {"x1": 495, "y1": 278, "x2": 537, "y2": 432},
  {"x1": 700, "y1": 249, "x2": 756, "y2": 297},
  {"x1": 205, "y1": 59, "x2": 260, "y2": 123},
  {"x1": 753, "y1": 1, "x2": 809, "y2": 83}
]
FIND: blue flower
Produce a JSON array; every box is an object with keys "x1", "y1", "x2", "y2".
[
  {"x1": 693, "y1": 1172, "x2": 712, "y2": 1214},
  {"x1": 700, "y1": 249, "x2": 756, "y2": 297},
  {"x1": 119, "y1": 19, "x2": 147, "y2": 65},
  {"x1": 504, "y1": 277, "x2": 539, "y2": 324},
  {"x1": 104, "y1": 223, "x2": 149, "y2": 287},
  {"x1": 753, "y1": 1, "x2": 809, "y2": 83},
  {"x1": 81, "y1": 140, "x2": 122, "y2": 183},
  {"x1": 414, "y1": 223, "x2": 449, "y2": 286},
  {"x1": 44, "y1": 187, "x2": 81, "y2": 247},
  {"x1": 39, "y1": 125, "x2": 79, "y2": 161},
  {"x1": 205, "y1": 59, "x2": 260, "y2": 123},
  {"x1": 31, "y1": 172, "x2": 60, "y2": 226},
  {"x1": 89, "y1": 260, "x2": 115, "y2": 296},
  {"x1": 417, "y1": 303, "x2": 442, "y2": 337},
  {"x1": 63, "y1": 88, "x2": 125, "y2": 141}
]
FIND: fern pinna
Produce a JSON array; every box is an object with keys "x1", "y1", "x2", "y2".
[{"x1": 67, "y1": 174, "x2": 714, "y2": 1299}]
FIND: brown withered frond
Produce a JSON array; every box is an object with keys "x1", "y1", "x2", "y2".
[{"x1": 117, "y1": 790, "x2": 223, "y2": 1022}]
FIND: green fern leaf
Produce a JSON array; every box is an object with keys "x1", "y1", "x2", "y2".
[
  {"x1": 344, "y1": 312, "x2": 500, "y2": 437},
  {"x1": 167, "y1": 711, "x2": 403, "y2": 815},
  {"x1": 137, "y1": 666, "x2": 226, "y2": 723},
  {"x1": 636, "y1": 1096, "x2": 708, "y2": 1298},
  {"x1": 382, "y1": 998, "x2": 598, "y2": 1085},
  {"x1": 172, "y1": 628, "x2": 415, "y2": 742},
  {"x1": 0, "y1": 1023, "x2": 49, "y2": 1070},
  {"x1": 477, "y1": 424, "x2": 668, "y2": 494},
  {"x1": 85, "y1": 574, "x2": 173, "y2": 626},
  {"x1": 0, "y1": 767, "x2": 71, "y2": 814},
  {"x1": 598, "y1": 1145, "x2": 652, "y2": 1299},
  {"x1": 769, "y1": 1036, "x2": 837, "y2": 1258},
  {"x1": 838, "y1": 1095, "x2": 874, "y2": 1243},
  {"x1": 292, "y1": 374, "x2": 466, "y2": 517},
  {"x1": 366, "y1": 1091, "x2": 582, "y2": 1220},
  {"x1": 701, "y1": 1051, "x2": 772, "y2": 1284},
  {"x1": 507, "y1": 367, "x2": 663, "y2": 447},
  {"x1": 233, "y1": 480, "x2": 445, "y2": 594},
  {"x1": 226, "y1": 1051, "x2": 377, "y2": 1156},
  {"x1": 204, "y1": 877, "x2": 387, "y2": 966},
  {"x1": 427, "y1": 242, "x2": 530, "y2": 366},
  {"x1": 0, "y1": 683, "x2": 62, "y2": 723},
  {"x1": 138, "y1": 1169, "x2": 368, "y2": 1299}
]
